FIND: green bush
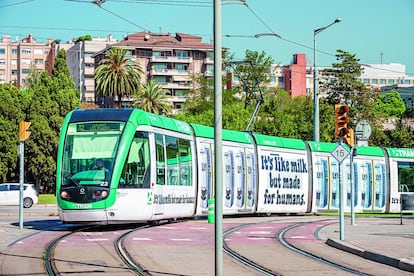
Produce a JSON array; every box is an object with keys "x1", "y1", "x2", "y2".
[{"x1": 38, "y1": 194, "x2": 56, "y2": 204}]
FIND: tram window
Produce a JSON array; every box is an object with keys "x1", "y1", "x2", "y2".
[
  {"x1": 120, "y1": 132, "x2": 150, "y2": 189},
  {"x1": 155, "y1": 133, "x2": 165, "y2": 185},
  {"x1": 179, "y1": 138, "x2": 192, "y2": 186},
  {"x1": 397, "y1": 161, "x2": 414, "y2": 192},
  {"x1": 166, "y1": 136, "x2": 179, "y2": 186}
]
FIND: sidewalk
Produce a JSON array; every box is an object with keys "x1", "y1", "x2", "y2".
[{"x1": 319, "y1": 216, "x2": 414, "y2": 273}]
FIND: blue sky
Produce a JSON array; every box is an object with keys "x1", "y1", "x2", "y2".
[{"x1": 1, "y1": 0, "x2": 413, "y2": 75}]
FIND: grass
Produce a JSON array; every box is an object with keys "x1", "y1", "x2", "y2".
[{"x1": 38, "y1": 194, "x2": 57, "y2": 204}]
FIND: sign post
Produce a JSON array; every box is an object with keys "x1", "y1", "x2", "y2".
[{"x1": 330, "y1": 140, "x2": 349, "y2": 240}]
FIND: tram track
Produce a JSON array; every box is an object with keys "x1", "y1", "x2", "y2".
[
  {"x1": 222, "y1": 218, "x2": 375, "y2": 275},
  {"x1": 277, "y1": 221, "x2": 367, "y2": 275},
  {"x1": 44, "y1": 224, "x2": 150, "y2": 275}
]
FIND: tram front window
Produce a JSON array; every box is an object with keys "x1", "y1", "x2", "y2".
[
  {"x1": 398, "y1": 161, "x2": 414, "y2": 192},
  {"x1": 120, "y1": 131, "x2": 151, "y2": 188},
  {"x1": 61, "y1": 122, "x2": 124, "y2": 188}
]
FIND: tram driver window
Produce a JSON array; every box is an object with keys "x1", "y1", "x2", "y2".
[
  {"x1": 397, "y1": 161, "x2": 414, "y2": 192},
  {"x1": 120, "y1": 132, "x2": 150, "y2": 188}
]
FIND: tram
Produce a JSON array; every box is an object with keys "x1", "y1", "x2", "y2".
[{"x1": 56, "y1": 108, "x2": 414, "y2": 224}]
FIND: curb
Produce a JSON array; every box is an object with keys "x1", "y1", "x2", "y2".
[{"x1": 326, "y1": 238, "x2": 414, "y2": 273}]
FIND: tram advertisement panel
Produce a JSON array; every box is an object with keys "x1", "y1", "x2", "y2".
[
  {"x1": 222, "y1": 146, "x2": 256, "y2": 211},
  {"x1": 313, "y1": 157, "x2": 329, "y2": 209},
  {"x1": 256, "y1": 147, "x2": 309, "y2": 213}
]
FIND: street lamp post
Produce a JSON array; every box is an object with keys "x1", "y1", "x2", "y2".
[{"x1": 313, "y1": 18, "x2": 342, "y2": 142}]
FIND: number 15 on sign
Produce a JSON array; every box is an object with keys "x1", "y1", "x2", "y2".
[{"x1": 331, "y1": 143, "x2": 350, "y2": 164}]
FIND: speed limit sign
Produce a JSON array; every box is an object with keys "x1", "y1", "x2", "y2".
[{"x1": 331, "y1": 143, "x2": 350, "y2": 163}]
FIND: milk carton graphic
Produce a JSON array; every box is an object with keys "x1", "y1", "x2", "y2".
[
  {"x1": 315, "y1": 160, "x2": 328, "y2": 208},
  {"x1": 361, "y1": 162, "x2": 372, "y2": 208},
  {"x1": 224, "y1": 151, "x2": 234, "y2": 208},
  {"x1": 246, "y1": 153, "x2": 256, "y2": 207},
  {"x1": 330, "y1": 162, "x2": 339, "y2": 208},
  {"x1": 235, "y1": 151, "x2": 245, "y2": 208},
  {"x1": 200, "y1": 147, "x2": 212, "y2": 209},
  {"x1": 374, "y1": 163, "x2": 386, "y2": 208},
  {"x1": 344, "y1": 162, "x2": 359, "y2": 208}
]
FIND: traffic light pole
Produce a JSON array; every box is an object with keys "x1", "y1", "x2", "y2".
[
  {"x1": 19, "y1": 141, "x2": 24, "y2": 229},
  {"x1": 18, "y1": 121, "x2": 31, "y2": 229}
]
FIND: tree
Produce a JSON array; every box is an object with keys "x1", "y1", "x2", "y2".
[
  {"x1": 0, "y1": 84, "x2": 25, "y2": 182},
  {"x1": 322, "y1": 49, "x2": 368, "y2": 105},
  {"x1": 52, "y1": 49, "x2": 71, "y2": 78},
  {"x1": 94, "y1": 47, "x2": 143, "y2": 107},
  {"x1": 24, "y1": 51, "x2": 79, "y2": 193},
  {"x1": 133, "y1": 80, "x2": 172, "y2": 115},
  {"x1": 373, "y1": 90, "x2": 406, "y2": 118},
  {"x1": 181, "y1": 74, "x2": 214, "y2": 115},
  {"x1": 228, "y1": 50, "x2": 274, "y2": 107}
]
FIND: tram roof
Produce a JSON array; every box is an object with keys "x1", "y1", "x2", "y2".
[
  {"x1": 132, "y1": 109, "x2": 193, "y2": 135},
  {"x1": 69, "y1": 108, "x2": 134, "y2": 123},
  {"x1": 253, "y1": 133, "x2": 306, "y2": 150},
  {"x1": 191, "y1": 124, "x2": 254, "y2": 144},
  {"x1": 385, "y1": 147, "x2": 414, "y2": 158},
  {"x1": 308, "y1": 141, "x2": 385, "y2": 157}
]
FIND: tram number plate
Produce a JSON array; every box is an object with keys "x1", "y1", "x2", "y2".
[{"x1": 331, "y1": 144, "x2": 350, "y2": 164}]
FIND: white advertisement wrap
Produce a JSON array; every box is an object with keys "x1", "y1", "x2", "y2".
[{"x1": 256, "y1": 147, "x2": 309, "y2": 213}]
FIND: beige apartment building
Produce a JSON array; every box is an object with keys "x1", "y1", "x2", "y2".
[
  {"x1": 0, "y1": 34, "x2": 54, "y2": 87},
  {"x1": 58, "y1": 35, "x2": 118, "y2": 104},
  {"x1": 94, "y1": 31, "x2": 215, "y2": 112}
]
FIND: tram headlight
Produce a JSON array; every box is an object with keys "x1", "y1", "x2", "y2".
[
  {"x1": 60, "y1": 190, "x2": 71, "y2": 199},
  {"x1": 93, "y1": 190, "x2": 108, "y2": 199}
]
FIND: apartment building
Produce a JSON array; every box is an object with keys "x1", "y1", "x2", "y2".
[
  {"x1": 59, "y1": 35, "x2": 118, "y2": 104},
  {"x1": 93, "y1": 31, "x2": 214, "y2": 112},
  {"x1": 0, "y1": 34, "x2": 53, "y2": 87}
]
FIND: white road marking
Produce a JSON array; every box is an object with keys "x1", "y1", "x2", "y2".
[
  {"x1": 291, "y1": 236, "x2": 307, "y2": 239},
  {"x1": 133, "y1": 237, "x2": 152, "y2": 241},
  {"x1": 248, "y1": 231, "x2": 272, "y2": 235},
  {"x1": 170, "y1": 238, "x2": 192, "y2": 242}
]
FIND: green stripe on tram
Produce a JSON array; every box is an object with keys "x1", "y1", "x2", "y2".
[
  {"x1": 191, "y1": 123, "x2": 254, "y2": 144},
  {"x1": 354, "y1": 146, "x2": 384, "y2": 157},
  {"x1": 131, "y1": 109, "x2": 193, "y2": 135},
  {"x1": 386, "y1": 147, "x2": 414, "y2": 158},
  {"x1": 253, "y1": 133, "x2": 306, "y2": 150}
]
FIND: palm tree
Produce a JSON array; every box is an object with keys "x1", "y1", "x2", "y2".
[
  {"x1": 133, "y1": 80, "x2": 173, "y2": 115},
  {"x1": 94, "y1": 47, "x2": 142, "y2": 107}
]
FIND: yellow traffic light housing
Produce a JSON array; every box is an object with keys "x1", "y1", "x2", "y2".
[
  {"x1": 335, "y1": 104, "x2": 349, "y2": 139},
  {"x1": 343, "y1": 128, "x2": 354, "y2": 147},
  {"x1": 19, "y1": 121, "x2": 31, "y2": 141}
]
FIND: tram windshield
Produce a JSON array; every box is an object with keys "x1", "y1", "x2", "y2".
[
  {"x1": 398, "y1": 161, "x2": 414, "y2": 192},
  {"x1": 61, "y1": 121, "x2": 125, "y2": 188}
]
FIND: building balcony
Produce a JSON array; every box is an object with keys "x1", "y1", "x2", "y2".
[
  {"x1": 204, "y1": 57, "x2": 213, "y2": 64},
  {"x1": 151, "y1": 69, "x2": 191, "y2": 76},
  {"x1": 158, "y1": 82, "x2": 191, "y2": 90},
  {"x1": 203, "y1": 71, "x2": 213, "y2": 77},
  {"x1": 151, "y1": 56, "x2": 193, "y2": 63}
]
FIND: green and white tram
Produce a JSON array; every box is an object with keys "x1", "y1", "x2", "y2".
[
  {"x1": 56, "y1": 108, "x2": 414, "y2": 224},
  {"x1": 57, "y1": 108, "x2": 197, "y2": 223}
]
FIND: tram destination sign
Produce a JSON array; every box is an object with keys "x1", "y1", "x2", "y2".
[{"x1": 330, "y1": 142, "x2": 350, "y2": 164}]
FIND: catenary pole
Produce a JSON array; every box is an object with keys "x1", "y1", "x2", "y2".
[{"x1": 213, "y1": 0, "x2": 223, "y2": 275}]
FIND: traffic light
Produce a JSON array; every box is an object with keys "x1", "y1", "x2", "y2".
[
  {"x1": 19, "y1": 121, "x2": 31, "y2": 141},
  {"x1": 343, "y1": 128, "x2": 354, "y2": 147},
  {"x1": 335, "y1": 104, "x2": 349, "y2": 139}
]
